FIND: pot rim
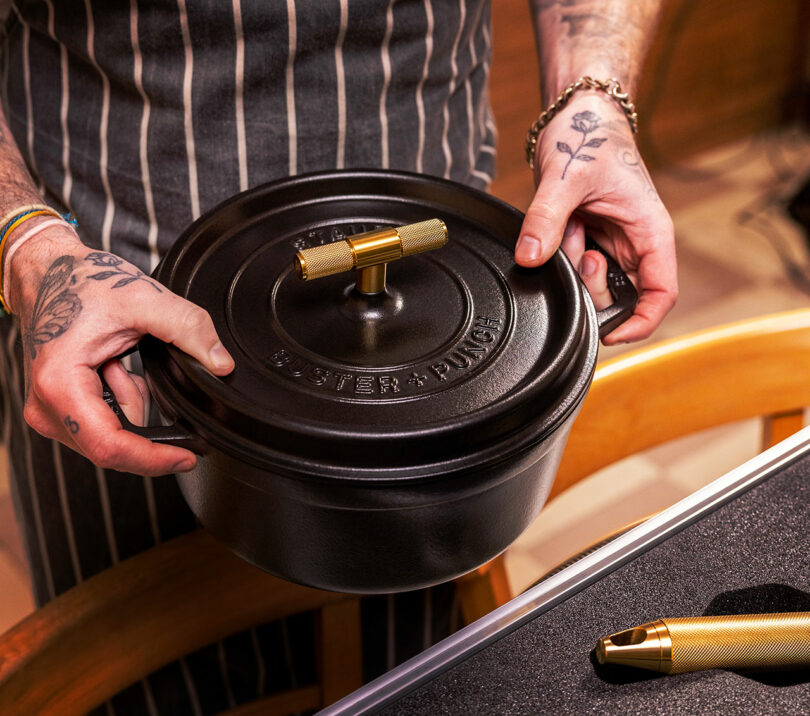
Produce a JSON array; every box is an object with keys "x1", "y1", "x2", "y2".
[{"x1": 143, "y1": 295, "x2": 599, "y2": 485}]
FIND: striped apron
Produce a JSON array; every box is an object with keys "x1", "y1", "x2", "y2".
[{"x1": 1, "y1": 1, "x2": 496, "y2": 713}]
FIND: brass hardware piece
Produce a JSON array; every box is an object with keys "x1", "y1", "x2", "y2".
[
  {"x1": 596, "y1": 612, "x2": 810, "y2": 673},
  {"x1": 294, "y1": 219, "x2": 448, "y2": 295}
]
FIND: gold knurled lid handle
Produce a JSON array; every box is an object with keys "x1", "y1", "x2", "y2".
[
  {"x1": 294, "y1": 219, "x2": 448, "y2": 291},
  {"x1": 294, "y1": 241, "x2": 355, "y2": 280},
  {"x1": 397, "y1": 219, "x2": 449, "y2": 256}
]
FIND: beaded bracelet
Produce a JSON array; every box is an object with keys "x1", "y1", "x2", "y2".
[
  {"x1": 525, "y1": 76, "x2": 639, "y2": 169},
  {"x1": 0, "y1": 204, "x2": 71, "y2": 315}
]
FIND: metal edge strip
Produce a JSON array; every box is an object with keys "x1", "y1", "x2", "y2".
[{"x1": 319, "y1": 426, "x2": 810, "y2": 715}]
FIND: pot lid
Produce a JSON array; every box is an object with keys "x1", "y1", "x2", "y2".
[{"x1": 141, "y1": 170, "x2": 598, "y2": 478}]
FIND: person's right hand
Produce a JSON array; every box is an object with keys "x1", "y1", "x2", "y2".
[
  {"x1": 6, "y1": 221, "x2": 235, "y2": 477},
  {"x1": 515, "y1": 94, "x2": 677, "y2": 344}
]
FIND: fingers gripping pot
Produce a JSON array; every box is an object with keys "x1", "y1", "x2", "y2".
[{"x1": 119, "y1": 170, "x2": 636, "y2": 593}]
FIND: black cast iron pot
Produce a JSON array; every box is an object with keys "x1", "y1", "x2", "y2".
[{"x1": 106, "y1": 170, "x2": 636, "y2": 594}]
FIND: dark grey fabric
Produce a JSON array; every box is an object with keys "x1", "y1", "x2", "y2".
[
  {"x1": 4, "y1": 0, "x2": 495, "y2": 267},
  {"x1": 0, "y1": 1, "x2": 495, "y2": 713}
]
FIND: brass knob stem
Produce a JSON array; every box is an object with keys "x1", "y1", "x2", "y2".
[
  {"x1": 295, "y1": 219, "x2": 448, "y2": 294},
  {"x1": 356, "y1": 264, "x2": 387, "y2": 295}
]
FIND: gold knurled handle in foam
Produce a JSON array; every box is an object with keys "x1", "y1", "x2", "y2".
[{"x1": 665, "y1": 612, "x2": 810, "y2": 673}]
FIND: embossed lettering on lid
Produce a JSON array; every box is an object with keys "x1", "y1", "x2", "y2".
[{"x1": 140, "y1": 171, "x2": 596, "y2": 479}]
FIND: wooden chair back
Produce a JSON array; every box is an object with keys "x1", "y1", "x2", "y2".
[
  {"x1": 0, "y1": 530, "x2": 362, "y2": 716},
  {"x1": 554, "y1": 308, "x2": 810, "y2": 496}
]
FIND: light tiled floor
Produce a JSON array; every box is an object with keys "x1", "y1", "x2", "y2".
[{"x1": 1, "y1": 129, "x2": 809, "y2": 633}]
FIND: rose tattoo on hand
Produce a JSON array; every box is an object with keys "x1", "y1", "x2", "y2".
[{"x1": 556, "y1": 110, "x2": 607, "y2": 179}]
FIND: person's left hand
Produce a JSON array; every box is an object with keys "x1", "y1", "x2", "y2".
[{"x1": 515, "y1": 92, "x2": 677, "y2": 344}]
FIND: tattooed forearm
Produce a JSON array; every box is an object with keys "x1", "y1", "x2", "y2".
[
  {"x1": 556, "y1": 110, "x2": 606, "y2": 179},
  {"x1": 26, "y1": 256, "x2": 82, "y2": 359},
  {"x1": 64, "y1": 415, "x2": 80, "y2": 434},
  {"x1": 529, "y1": 0, "x2": 663, "y2": 102},
  {"x1": 85, "y1": 252, "x2": 162, "y2": 292},
  {"x1": 532, "y1": 1, "x2": 638, "y2": 39}
]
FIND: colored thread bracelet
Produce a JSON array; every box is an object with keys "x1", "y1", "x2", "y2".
[
  {"x1": 0, "y1": 205, "x2": 72, "y2": 315},
  {"x1": 0, "y1": 204, "x2": 62, "y2": 237},
  {"x1": 1, "y1": 218, "x2": 79, "y2": 314},
  {"x1": 525, "y1": 76, "x2": 639, "y2": 168}
]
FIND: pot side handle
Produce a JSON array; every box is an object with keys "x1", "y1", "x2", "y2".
[
  {"x1": 99, "y1": 372, "x2": 202, "y2": 452},
  {"x1": 585, "y1": 236, "x2": 639, "y2": 339}
]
